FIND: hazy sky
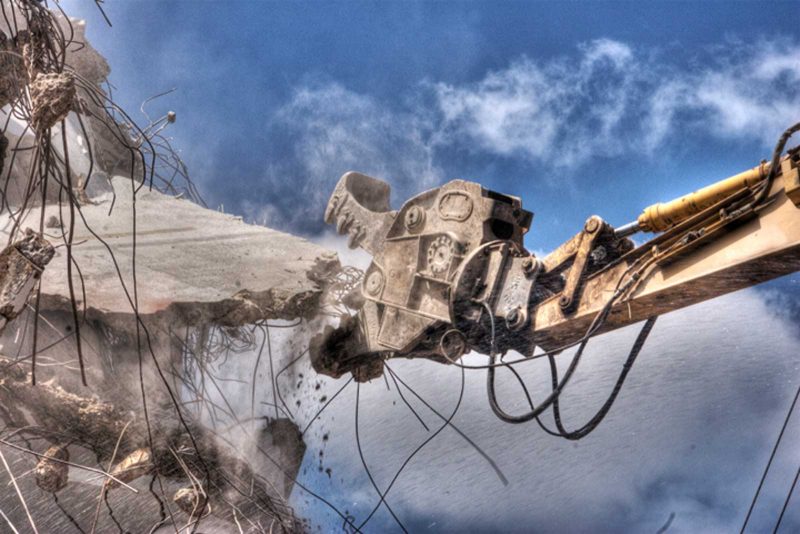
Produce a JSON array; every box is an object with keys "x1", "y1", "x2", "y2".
[{"x1": 60, "y1": 1, "x2": 800, "y2": 532}]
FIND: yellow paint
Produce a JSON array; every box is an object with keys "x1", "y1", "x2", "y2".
[{"x1": 638, "y1": 161, "x2": 769, "y2": 232}]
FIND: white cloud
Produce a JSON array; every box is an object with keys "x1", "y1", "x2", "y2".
[
  {"x1": 686, "y1": 44, "x2": 800, "y2": 143},
  {"x1": 254, "y1": 83, "x2": 444, "y2": 231},
  {"x1": 434, "y1": 39, "x2": 638, "y2": 165},
  {"x1": 435, "y1": 39, "x2": 800, "y2": 166},
  {"x1": 639, "y1": 40, "x2": 800, "y2": 151},
  {"x1": 248, "y1": 38, "x2": 799, "y2": 236},
  {"x1": 636, "y1": 40, "x2": 800, "y2": 153}
]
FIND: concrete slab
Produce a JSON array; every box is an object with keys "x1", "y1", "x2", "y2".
[{"x1": 0, "y1": 177, "x2": 339, "y2": 326}]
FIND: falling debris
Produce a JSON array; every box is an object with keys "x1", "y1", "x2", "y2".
[
  {"x1": 173, "y1": 486, "x2": 209, "y2": 518},
  {"x1": 0, "y1": 230, "x2": 54, "y2": 330},
  {"x1": 34, "y1": 445, "x2": 69, "y2": 493},
  {"x1": 107, "y1": 448, "x2": 153, "y2": 488},
  {"x1": 0, "y1": 1, "x2": 342, "y2": 532},
  {"x1": 28, "y1": 71, "x2": 76, "y2": 133}
]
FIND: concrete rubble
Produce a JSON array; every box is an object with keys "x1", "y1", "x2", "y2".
[
  {"x1": 0, "y1": 182, "x2": 336, "y2": 531},
  {"x1": 0, "y1": 3, "x2": 335, "y2": 532}
]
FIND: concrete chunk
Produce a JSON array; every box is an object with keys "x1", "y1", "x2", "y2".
[{"x1": 0, "y1": 177, "x2": 339, "y2": 327}]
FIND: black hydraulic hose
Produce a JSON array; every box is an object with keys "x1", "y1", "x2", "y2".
[
  {"x1": 487, "y1": 330, "x2": 593, "y2": 423},
  {"x1": 753, "y1": 121, "x2": 800, "y2": 207},
  {"x1": 486, "y1": 297, "x2": 617, "y2": 424},
  {"x1": 485, "y1": 266, "x2": 645, "y2": 424},
  {"x1": 549, "y1": 316, "x2": 657, "y2": 440}
]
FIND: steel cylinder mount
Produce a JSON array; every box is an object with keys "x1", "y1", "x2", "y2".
[{"x1": 449, "y1": 239, "x2": 539, "y2": 356}]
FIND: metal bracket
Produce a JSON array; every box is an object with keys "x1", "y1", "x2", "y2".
[
  {"x1": 782, "y1": 156, "x2": 800, "y2": 207},
  {"x1": 555, "y1": 216, "x2": 604, "y2": 314}
]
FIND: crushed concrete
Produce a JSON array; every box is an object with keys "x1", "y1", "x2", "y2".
[
  {"x1": 0, "y1": 175, "x2": 336, "y2": 530},
  {"x1": 0, "y1": 230, "x2": 54, "y2": 330},
  {"x1": 0, "y1": 6, "x2": 330, "y2": 532},
  {"x1": 28, "y1": 71, "x2": 77, "y2": 133},
  {"x1": 261, "y1": 418, "x2": 308, "y2": 496}
]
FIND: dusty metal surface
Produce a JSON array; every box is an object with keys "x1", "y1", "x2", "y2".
[
  {"x1": 533, "y1": 168, "x2": 800, "y2": 349},
  {"x1": 314, "y1": 148, "x2": 800, "y2": 379},
  {"x1": 316, "y1": 171, "x2": 532, "y2": 379}
]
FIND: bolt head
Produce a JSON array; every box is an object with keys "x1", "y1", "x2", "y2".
[
  {"x1": 522, "y1": 256, "x2": 540, "y2": 277},
  {"x1": 504, "y1": 306, "x2": 527, "y2": 330},
  {"x1": 585, "y1": 218, "x2": 600, "y2": 233},
  {"x1": 404, "y1": 206, "x2": 425, "y2": 231},
  {"x1": 365, "y1": 270, "x2": 385, "y2": 295}
]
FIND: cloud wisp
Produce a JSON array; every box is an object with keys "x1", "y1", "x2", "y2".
[
  {"x1": 435, "y1": 38, "x2": 800, "y2": 164},
  {"x1": 434, "y1": 39, "x2": 638, "y2": 165},
  {"x1": 252, "y1": 37, "x2": 799, "y2": 234},
  {"x1": 240, "y1": 83, "x2": 444, "y2": 233}
]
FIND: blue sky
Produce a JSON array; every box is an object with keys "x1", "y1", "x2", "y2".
[
  {"x1": 63, "y1": 0, "x2": 800, "y2": 249},
  {"x1": 60, "y1": 1, "x2": 800, "y2": 532}
]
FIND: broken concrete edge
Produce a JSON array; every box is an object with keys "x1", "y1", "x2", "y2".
[
  {"x1": 0, "y1": 230, "x2": 55, "y2": 330},
  {"x1": 13, "y1": 228, "x2": 56, "y2": 269},
  {"x1": 2, "y1": 176, "x2": 344, "y2": 332},
  {"x1": 0, "y1": 355, "x2": 304, "y2": 529},
  {"x1": 0, "y1": 8, "x2": 314, "y2": 531},
  {"x1": 34, "y1": 251, "x2": 340, "y2": 333}
]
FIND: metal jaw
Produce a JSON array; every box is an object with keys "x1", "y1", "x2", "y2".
[
  {"x1": 324, "y1": 172, "x2": 396, "y2": 255},
  {"x1": 311, "y1": 171, "x2": 534, "y2": 381},
  {"x1": 313, "y1": 149, "x2": 800, "y2": 386}
]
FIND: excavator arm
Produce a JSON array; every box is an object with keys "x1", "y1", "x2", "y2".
[{"x1": 311, "y1": 131, "x2": 800, "y2": 383}]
